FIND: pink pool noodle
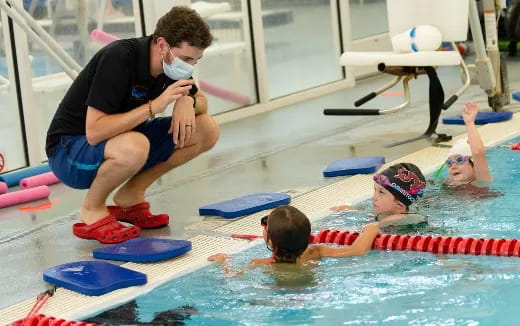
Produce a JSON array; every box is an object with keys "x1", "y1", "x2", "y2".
[
  {"x1": 0, "y1": 186, "x2": 50, "y2": 208},
  {"x1": 90, "y1": 29, "x2": 252, "y2": 105},
  {"x1": 0, "y1": 182, "x2": 6, "y2": 195},
  {"x1": 198, "y1": 80, "x2": 251, "y2": 105},
  {"x1": 90, "y1": 28, "x2": 119, "y2": 45},
  {"x1": 20, "y1": 172, "x2": 60, "y2": 189}
]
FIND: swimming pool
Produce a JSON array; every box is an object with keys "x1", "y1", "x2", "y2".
[{"x1": 83, "y1": 137, "x2": 520, "y2": 325}]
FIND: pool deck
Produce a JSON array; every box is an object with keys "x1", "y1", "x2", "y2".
[{"x1": 1, "y1": 63, "x2": 520, "y2": 323}]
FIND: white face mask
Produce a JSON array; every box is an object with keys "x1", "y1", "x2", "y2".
[{"x1": 162, "y1": 45, "x2": 194, "y2": 80}]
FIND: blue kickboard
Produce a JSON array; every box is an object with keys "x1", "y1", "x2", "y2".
[
  {"x1": 43, "y1": 261, "x2": 147, "y2": 296},
  {"x1": 513, "y1": 91, "x2": 520, "y2": 102},
  {"x1": 93, "y1": 238, "x2": 192, "y2": 263},
  {"x1": 199, "y1": 193, "x2": 291, "y2": 218},
  {"x1": 323, "y1": 156, "x2": 385, "y2": 177},
  {"x1": 442, "y1": 111, "x2": 512, "y2": 125}
]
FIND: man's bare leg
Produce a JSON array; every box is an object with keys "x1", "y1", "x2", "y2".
[
  {"x1": 80, "y1": 132, "x2": 150, "y2": 224},
  {"x1": 113, "y1": 114, "x2": 219, "y2": 207}
]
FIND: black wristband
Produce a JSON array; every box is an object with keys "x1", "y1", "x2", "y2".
[{"x1": 189, "y1": 94, "x2": 196, "y2": 108}]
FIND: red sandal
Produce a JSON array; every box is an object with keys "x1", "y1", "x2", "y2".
[
  {"x1": 72, "y1": 214, "x2": 141, "y2": 244},
  {"x1": 107, "y1": 202, "x2": 169, "y2": 228}
]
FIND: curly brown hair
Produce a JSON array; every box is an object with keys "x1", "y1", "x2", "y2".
[{"x1": 152, "y1": 6, "x2": 213, "y2": 49}]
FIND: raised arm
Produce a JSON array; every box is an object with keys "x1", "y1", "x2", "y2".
[
  {"x1": 462, "y1": 102, "x2": 492, "y2": 182},
  {"x1": 317, "y1": 223, "x2": 380, "y2": 258}
]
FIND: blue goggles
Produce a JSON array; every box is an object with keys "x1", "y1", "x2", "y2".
[{"x1": 445, "y1": 155, "x2": 470, "y2": 168}]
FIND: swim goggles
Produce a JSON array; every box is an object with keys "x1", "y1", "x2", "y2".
[
  {"x1": 261, "y1": 215, "x2": 268, "y2": 227},
  {"x1": 373, "y1": 173, "x2": 392, "y2": 187},
  {"x1": 445, "y1": 155, "x2": 470, "y2": 167},
  {"x1": 373, "y1": 173, "x2": 425, "y2": 197},
  {"x1": 433, "y1": 155, "x2": 470, "y2": 179},
  {"x1": 261, "y1": 216, "x2": 274, "y2": 251}
]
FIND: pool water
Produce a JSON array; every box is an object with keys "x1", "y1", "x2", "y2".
[{"x1": 84, "y1": 137, "x2": 520, "y2": 326}]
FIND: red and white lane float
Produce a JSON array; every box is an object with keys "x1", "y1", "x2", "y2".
[{"x1": 313, "y1": 229, "x2": 520, "y2": 257}]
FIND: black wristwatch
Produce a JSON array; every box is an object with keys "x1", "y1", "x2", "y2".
[{"x1": 189, "y1": 94, "x2": 196, "y2": 108}]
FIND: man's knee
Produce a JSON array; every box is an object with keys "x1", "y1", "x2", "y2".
[
  {"x1": 108, "y1": 132, "x2": 150, "y2": 166},
  {"x1": 197, "y1": 114, "x2": 220, "y2": 151}
]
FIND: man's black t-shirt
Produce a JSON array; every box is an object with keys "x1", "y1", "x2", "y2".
[{"x1": 45, "y1": 36, "x2": 198, "y2": 157}]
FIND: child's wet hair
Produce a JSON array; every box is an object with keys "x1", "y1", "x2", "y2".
[{"x1": 266, "y1": 205, "x2": 311, "y2": 263}]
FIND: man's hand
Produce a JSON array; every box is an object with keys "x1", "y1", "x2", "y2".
[
  {"x1": 169, "y1": 95, "x2": 196, "y2": 148},
  {"x1": 153, "y1": 79, "x2": 194, "y2": 114}
]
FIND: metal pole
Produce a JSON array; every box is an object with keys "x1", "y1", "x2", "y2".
[
  {"x1": 468, "y1": 0, "x2": 496, "y2": 94},
  {"x1": 3, "y1": 0, "x2": 82, "y2": 73},
  {"x1": 0, "y1": 0, "x2": 79, "y2": 79},
  {"x1": 482, "y1": 0, "x2": 502, "y2": 97}
]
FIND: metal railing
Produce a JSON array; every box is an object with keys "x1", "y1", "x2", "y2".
[{"x1": 0, "y1": 0, "x2": 81, "y2": 79}]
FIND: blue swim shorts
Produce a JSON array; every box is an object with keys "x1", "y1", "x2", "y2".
[{"x1": 48, "y1": 117, "x2": 175, "y2": 189}]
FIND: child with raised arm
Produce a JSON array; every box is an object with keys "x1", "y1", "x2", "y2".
[
  {"x1": 208, "y1": 205, "x2": 380, "y2": 276},
  {"x1": 441, "y1": 102, "x2": 492, "y2": 185}
]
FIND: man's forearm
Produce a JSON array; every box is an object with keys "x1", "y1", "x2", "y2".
[
  {"x1": 85, "y1": 104, "x2": 151, "y2": 145},
  {"x1": 176, "y1": 94, "x2": 206, "y2": 115}
]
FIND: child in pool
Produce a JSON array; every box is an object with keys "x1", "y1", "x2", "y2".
[
  {"x1": 332, "y1": 163, "x2": 427, "y2": 228},
  {"x1": 440, "y1": 102, "x2": 492, "y2": 185},
  {"x1": 208, "y1": 205, "x2": 380, "y2": 275}
]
